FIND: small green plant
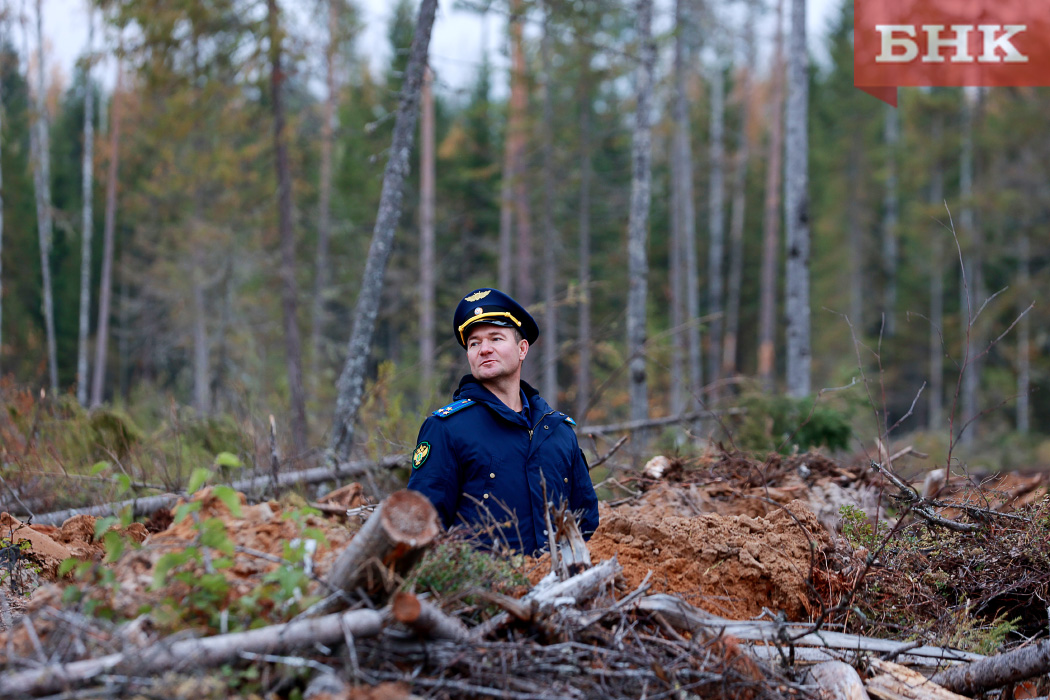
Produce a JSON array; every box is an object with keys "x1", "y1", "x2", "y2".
[
  {"x1": 839, "y1": 504, "x2": 889, "y2": 550},
  {"x1": 407, "y1": 540, "x2": 528, "y2": 612},
  {"x1": 734, "y1": 392, "x2": 853, "y2": 454}
]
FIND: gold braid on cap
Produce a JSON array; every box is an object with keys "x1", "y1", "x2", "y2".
[{"x1": 459, "y1": 312, "x2": 522, "y2": 345}]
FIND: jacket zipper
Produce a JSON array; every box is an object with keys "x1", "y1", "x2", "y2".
[{"x1": 529, "y1": 410, "x2": 557, "y2": 441}]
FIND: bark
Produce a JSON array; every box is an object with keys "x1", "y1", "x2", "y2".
[
  {"x1": 310, "y1": 0, "x2": 339, "y2": 394},
  {"x1": 191, "y1": 245, "x2": 210, "y2": 413},
  {"x1": 806, "y1": 661, "x2": 870, "y2": 700},
  {"x1": 329, "y1": 0, "x2": 437, "y2": 462},
  {"x1": 722, "y1": 9, "x2": 756, "y2": 380},
  {"x1": 23, "y1": 454, "x2": 408, "y2": 526},
  {"x1": 932, "y1": 637, "x2": 1050, "y2": 696},
  {"x1": 957, "y1": 90, "x2": 980, "y2": 446},
  {"x1": 90, "y1": 59, "x2": 123, "y2": 407},
  {"x1": 784, "y1": 0, "x2": 810, "y2": 398},
  {"x1": 0, "y1": 607, "x2": 387, "y2": 697},
  {"x1": 509, "y1": 0, "x2": 532, "y2": 309},
  {"x1": 326, "y1": 489, "x2": 440, "y2": 600},
  {"x1": 30, "y1": 0, "x2": 58, "y2": 393},
  {"x1": 882, "y1": 104, "x2": 899, "y2": 337},
  {"x1": 498, "y1": 128, "x2": 513, "y2": 291},
  {"x1": 392, "y1": 592, "x2": 472, "y2": 642},
  {"x1": 668, "y1": 0, "x2": 690, "y2": 416},
  {"x1": 757, "y1": 0, "x2": 784, "y2": 391},
  {"x1": 846, "y1": 143, "x2": 863, "y2": 328},
  {"x1": 706, "y1": 60, "x2": 726, "y2": 394},
  {"x1": 929, "y1": 158, "x2": 944, "y2": 430},
  {"x1": 626, "y1": 0, "x2": 656, "y2": 422},
  {"x1": 575, "y1": 51, "x2": 593, "y2": 422},
  {"x1": 419, "y1": 66, "x2": 435, "y2": 388},
  {"x1": 870, "y1": 659, "x2": 967, "y2": 700},
  {"x1": 1017, "y1": 233, "x2": 1030, "y2": 434},
  {"x1": 540, "y1": 4, "x2": 558, "y2": 405},
  {"x1": 269, "y1": 0, "x2": 308, "y2": 457},
  {"x1": 76, "y1": 12, "x2": 96, "y2": 406}
]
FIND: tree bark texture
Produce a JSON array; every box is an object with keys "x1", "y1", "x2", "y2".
[
  {"x1": 329, "y1": 0, "x2": 438, "y2": 462},
  {"x1": 192, "y1": 244, "x2": 210, "y2": 414},
  {"x1": 575, "y1": 53, "x2": 593, "y2": 422},
  {"x1": 757, "y1": 0, "x2": 784, "y2": 391},
  {"x1": 90, "y1": 59, "x2": 123, "y2": 407},
  {"x1": 957, "y1": 89, "x2": 980, "y2": 446},
  {"x1": 932, "y1": 637, "x2": 1050, "y2": 696},
  {"x1": 392, "y1": 592, "x2": 472, "y2": 642},
  {"x1": 882, "y1": 103, "x2": 899, "y2": 337},
  {"x1": 420, "y1": 66, "x2": 436, "y2": 389},
  {"x1": 326, "y1": 489, "x2": 440, "y2": 601},
  {"x1": 806, "y1": 661, "x2": 870, "y2": 700},
  {"x1": 626, "y1": 0, "x2": 655, "y2": 422},
  {"x1": 706, "y1": 60, "x2": 726, "y2": 395},
  {"x1": 310, "y1": 0, "x2": 339, "y2": 395},
  {"x1": 540, "y1": 4, "x2": 558, "y2": 406},
  {"x1": 928, "y1": 160, "x2": 944, "y2": 430},
  {"x1": 668, "y1": 0, "x2": 690, "y2": 417},
  {"x1": 784, "y1": 0, "x2": 811, "y2": 398},
  {"x1": 722, "y1": 9, "x2": 755, "y2": 380},
  {"x1": 269, "y1": 0, "x2": 308, "y2": 457},
  {"x1": 30, "y1": 0, "x2": 58, "y2": 393},
  {"x1": 509, "y1": 0, "x2": 533, "y2": 310},
  {"x1": 847, "y1": 143, "x2": 863, "y2": 329},
  {"x1": 76, "y1": 12, "x2": 96, "y2": 406}
]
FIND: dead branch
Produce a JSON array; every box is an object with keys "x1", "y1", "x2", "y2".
[
  {"x1": 806, "y1": 661, "x2": 870, "y2": 700},
  {"x1": 932, "y1": 636, "x2": 1050, "y2": 696},
  {"x1": 588, "y1": 435, "x2": 629, "y2": 471},
  {"x1": 869, "y1": 659, "x2": 968, "y2": 699},
  {"x1": 579, "y1": 408, "x2": 743, "y2": 436},
  {"x1": 0, "y1": 607, "x2": 388, "y2": 697},
  {"x1": 391, "y1": 592, "x2": 471, "y2": 642}
]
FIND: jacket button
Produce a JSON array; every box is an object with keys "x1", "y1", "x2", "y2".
[
  {"x1": 543, "y1": 425, "x2": 549, "y2": 430},
  {"x1": 483, "y1": 493, "x2": 489, "y2": 499},
  {"x1": 489, "y1": 473, "x2": 495, "y2": 479},
  {"x1": 564, "y1": 477, "x2": 568, "y2": 483},
  {"x1": 543, "y1": 529, "x2": 548, "y2": 536}
]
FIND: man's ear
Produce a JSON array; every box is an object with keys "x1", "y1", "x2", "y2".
[{"x1": 518, "y1": 339, "x2": 529, "y2": 361}]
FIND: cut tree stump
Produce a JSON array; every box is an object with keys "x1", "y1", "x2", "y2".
[
  {"x1": 392, "y1": 592, "x2": 471, "y2": 642},
  {"x1": 326, "y1": 489, "x2": 440, "y2": 602}
]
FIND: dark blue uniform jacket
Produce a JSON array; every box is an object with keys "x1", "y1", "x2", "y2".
[{"x1": 408, "y1": 376, "x2": 600, "y2": 555}]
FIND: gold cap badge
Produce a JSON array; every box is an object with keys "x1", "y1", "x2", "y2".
[{"x1": 465, "y1": 290, "x2": 491, "y2": 302}]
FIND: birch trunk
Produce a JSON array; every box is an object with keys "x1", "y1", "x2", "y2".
[
  {"x1": 668, "y1": 0, "x2": 689, "y2": 416},
  {"x1": 330, "y1": 0, "x2": 438, "y2": 462},
  {"x1": 575, "y1": 52, "x2": 592, "y2": 422},
  {"x1": 722, "y1": 7, "x2": 756, "y2": 379},
  {"x1": 90, "y1": 58, "x2": 122, "y2": 407},
  {"x1": 30, "y1": 0, "x2": 58, "y2": 393},
  {"x1": 706, "y1": 60, "x2": 726, "y2": 395},
  {"x1": 310, "y1": 0, "x2": 339, "y2": 394},
  {"x1": 757, "y1": 0, "x2": 784, "y2": 391},
  {"x1": 76, "y1": 12, "x2": 95, "y2": 405},
  {"x1": 419, "y1": 66, "x2": 435, "y2": 388},
  {"x1": 540, "y1": 3, "x2": 558, "y2": 405},
  {"x1": 784, "y1": 0, "x2": 810, "y2": 398},
  {"x1": 626, "y1": 0, "x2": 656, "y2": 422},
  {"x1": 1017, "y1": 233, "x2": 1029, "y2": 434},
  {"x1": 269, "y1": 0, "x2": 308, "y2": 456},
  {"x1": 882, "y1": 104, "x2": 899, "y2": 336}
]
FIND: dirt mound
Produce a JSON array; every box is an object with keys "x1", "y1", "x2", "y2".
[{"x1": 589, "y1": 499, "x2": 834, "y2": 620}]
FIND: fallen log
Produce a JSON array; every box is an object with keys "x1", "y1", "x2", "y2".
[
  {"x1": 637, "y1": 595, "x2": 982, "y2": 664},
  {"x1": 0, "y1": 607, "x2": 387, "y2": 697},
  {"x1": 932, "y1": 635, "x2": 1050, "y2": 696},
  {"x1": 392, "y1": 592, "x2": 471, "y2": 642},
  {"x1": 22, "y1": 454, "x2": 407, "y2": 526},
  {"x1": 579, "y1": 409, "x2": 743, "y2": 436},
  {"x1": 806, "y1": 660, "x2": 870, "y2": 700},
  {"x1": 868, "y1": 659, "x2": 968, "y2": 700},
  {"x1": 325, "y1": 489, "x2": 440, "y2": 602}
]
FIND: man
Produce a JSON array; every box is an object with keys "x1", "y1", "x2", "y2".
[{"x1": 407, "y1": 287, "x2": 600, "y2": 555}]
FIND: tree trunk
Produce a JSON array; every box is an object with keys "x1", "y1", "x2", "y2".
[
  {"x1": 269, "y1": 0, "x2": 308, "y2": 457},
  {"x1": 784, "y1": 0, "x2": 811, "y2": 398},
  {"x1": 392, "y1": 592, "x2": 472, "y2": 641},
  {"x1": 329, "y1": 0, "x2": 438, "y2": 462},
  {"x1": 419, "y1": 66, "x2": 435, "y2": 389},
  {"x1": 929, "y1": 158, "x2": 944, "y2": 430},
  {"x1": 30, "y1": 0, "x2": 58, "y2": 393},
  {"x1": 191, "y1": 245, "x2": 210, "y2": 413},
  {"x1": 540, "y1": 3, "x2": 558, "y2": 405},
  {"x1": 76, "y1": 12, "x2": 96, "y2": 406},
  {"x1": 757, "y1": 0, "x2": 784, "y2": 391},
  {"x1": 626, "y1": 0, "x2": 656, "y2": 422},
  {"x1": 958, "y1": 89, "x2": 979, "y2": 446},
  {"x1": 882, "y1": 104, "x2": 899, "y2": 336},
  {"x1": 310, "y1": 0, "x2": 339, "y2": 395},
  {"x1": 575, "y1": 50, "x2": 592, "y2": 422},
  {"x1": 668, "y1": 0, "x2": 689, "y2": 416},
  {"x1": 933, "y1": 635, "x2": 1050, "y2": 696},
  {"x1": 1017, "y1": 233, "x2": 1030, "y2": 434},
  {"x1": 90, "y1": 59, "x2": 123, "y2": 408},
  {"x1": 847, "y1": 143, "x2": 863, "y2": 328},
  {"x1": 509, "y1": 0, "x2": 532, "y2": 310},
  {"x1": 706, "y1": 60, "x2": 726, "y2": 396},
  {"x1": 722, "y1": 7, "x2": 756, "y2": 380}
]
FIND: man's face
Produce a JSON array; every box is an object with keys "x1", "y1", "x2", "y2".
[{"x1": 466, "y1": 324, "x2": 528, "y2": 383}]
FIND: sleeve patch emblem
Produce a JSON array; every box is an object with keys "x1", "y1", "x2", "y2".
[{"x1": 412, "y1": 442, "x2": 431, "y2": 469}]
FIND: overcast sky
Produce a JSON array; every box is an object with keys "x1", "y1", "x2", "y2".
[{"x1": 35, "y1": 0, "x2": 840, "y2": 99}]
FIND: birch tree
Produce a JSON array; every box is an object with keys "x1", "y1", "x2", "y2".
[
  {"x1": 757, "y1": 0, "x2": 784, "y2": 390},
  {"x1": 784, "y1": 0, "x2": 810, "y2": 398},
  {"x1": 419, "y1": 66, "x2": 435, "y2": 388},
  {"x1": 330, "y1": 0, "x2": 438, "y2": 462},
  {"x1": 540, "y1": 1, "x2": 558, "y2": 405},
  {"x1": 76, "y1": 9, "x2": 95, "y2": 405},
  {"x1": 626, "y1": 0, "x2": 655, "y2": 422},
  {"x1": 706, "y1": 55, "x2": 725, "y2": 395}
]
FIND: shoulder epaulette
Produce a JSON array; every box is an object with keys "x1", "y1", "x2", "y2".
[
  {"x1": 562, "y1": 414, "x2": 577, "y2": 426},
  {"x1": 432, "y1": 398, "x2": 476, "y2": 418}
]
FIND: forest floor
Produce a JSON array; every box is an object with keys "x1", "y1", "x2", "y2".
[{"x1": 4, "y1": 446, "x2": 1050, "y2": 698}]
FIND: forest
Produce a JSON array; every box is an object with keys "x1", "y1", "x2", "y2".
[{"x1": 0, "y1": 0, "x2": 1047, "y2": 468}]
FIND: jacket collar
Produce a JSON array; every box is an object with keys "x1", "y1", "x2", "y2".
[{"x1": 454, "y1": 375, "x2": 554, "y2": 423}]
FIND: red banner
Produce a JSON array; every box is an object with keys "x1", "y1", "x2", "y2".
[{"x1": 854, "y1": 0, "x2": 1050, "y2": 105}]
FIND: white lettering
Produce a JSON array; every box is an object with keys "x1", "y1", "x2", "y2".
[
  {"x1": 922, "y1": 25, "x2": 974, "y2": 63},
  {"x1": 876, "y1": 25, "x2": 918, "y2": 62},
  {"x1": 978, "y1": 24, "x2": 1028, "y2": 63}
]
